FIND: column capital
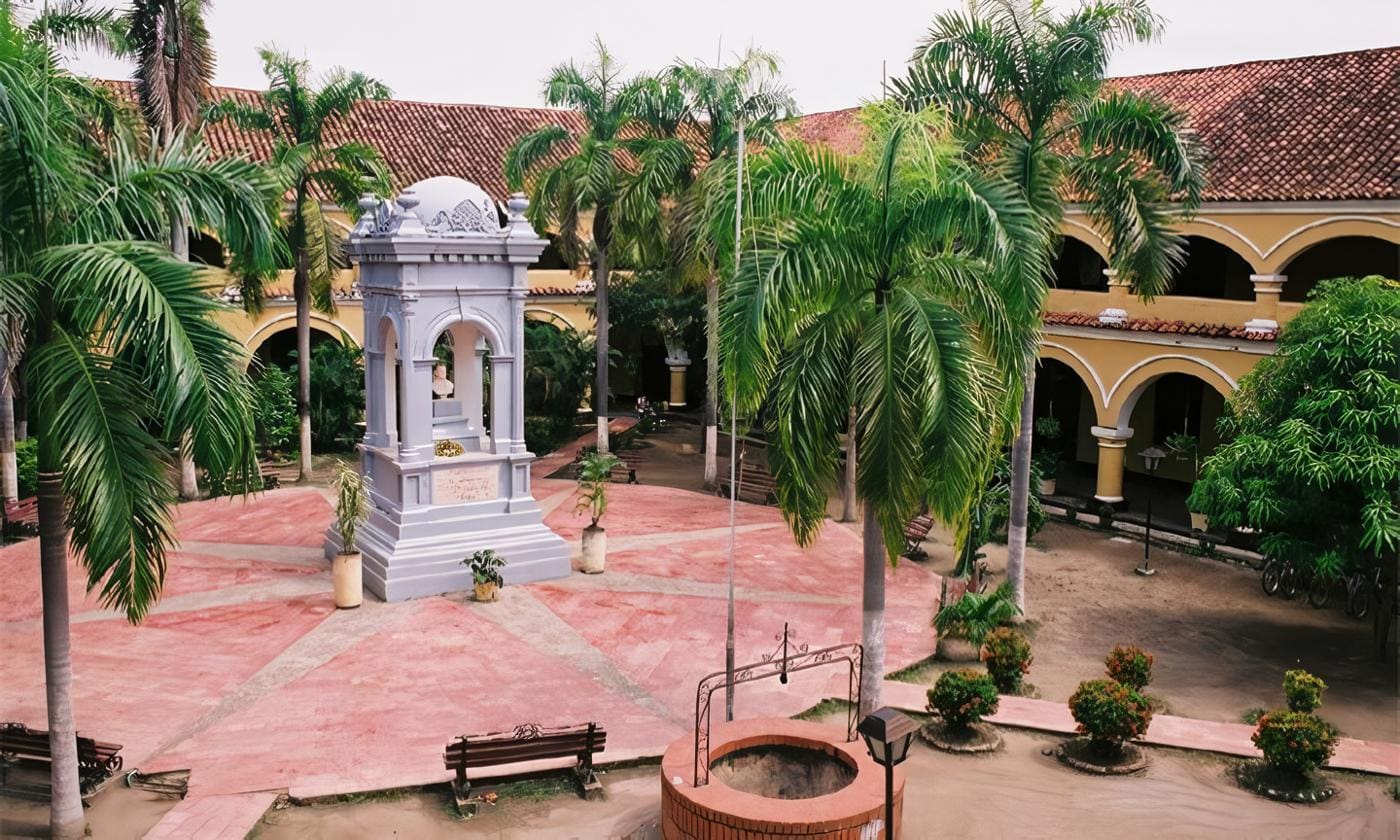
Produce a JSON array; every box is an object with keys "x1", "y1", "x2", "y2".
[
  {"x1": 1249, "y1": 273, "x2": 1286, "y2": 294},
  {"x1": 1103, "y1": 268, "x2": 1130, "y2": 288},
  {"x1": 1091, "y1": 425, "x2": 1134, "y2": 444}
]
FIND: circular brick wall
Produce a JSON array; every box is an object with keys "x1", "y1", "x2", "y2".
[{"x1": 660, "y1": 718, "x2": 904, "y2": 839}]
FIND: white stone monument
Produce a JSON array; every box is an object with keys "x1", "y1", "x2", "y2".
[{"x1": 323, "y1": 176, "x2": 571, "y2": 600}]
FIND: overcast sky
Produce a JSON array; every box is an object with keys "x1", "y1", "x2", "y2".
[{"x1": 53, "y1": 0, "x2": 1400, "y2": 114}]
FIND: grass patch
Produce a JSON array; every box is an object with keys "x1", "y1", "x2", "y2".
[
  {"x1": 1241, "y1": 707, "x2": 1266, "y2": 725},
  {"x1": 887, "y1": 654, "x2": 940, "y2": 685},
  {"x1": 297, "y1": 787, "x2": 413, "y2": 807},
  {"x1": 792, "y1": 698, "x2": 853, "y2": 721},
  {"x1": 1388, "y1": 777, "x2": 1399, "y2": 801}
]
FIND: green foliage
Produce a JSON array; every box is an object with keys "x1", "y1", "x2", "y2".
[
  {"x1": 605, "y1": 272, "x2": 703, "y2": 382},
  {"x1": 575, "y1": 450, "x2": 622, "y2": 527},
  {"x1": 524, "y1": 416, "x2": 577, "y2": 456},
  {"x1": 309, "y1": 340, "x2": 364, "y2": 451},
  {"x1": 15, "y1": 438, "x2": 37, "y2": 499},
  {"x1": 935, "y1": 580, "x2": 1020, "y2": 645},
  {"x1": 981, "y1": 627, "x2": 1032, "y2": 694},
  {"x1": 1104, "y1": 645, "x2": 1154, "y2": 691},
  {"x1": 1033, "y1": 416, "x2": 1062, "y2": 440},
  {"x1": 524, "y1": 321, "x2": 593, "y2": 419},
  {"x1": 1283, "y1": 669, "x2": 1327, "y2": 713},
  {"x1": 1252, "y1": 711, "x2": 1338, "y2": 776},
  {"x1": 464, "y1": 549, "x2": 507, "y2": 587},
  {"x1": 928, "y1": 668, "x2": 999, "y2": 729},
  {"x1": 1190, "y1": 277, "x2": 1400, "y2": 578},
  {"x1": 331, "y1": 465, "x2": 368, "y2": 553},
  {"x1": 955, "y1": 454, "x2": 1045, "y2": 576},
  {"x1": 252, "y1": 364, "x2": 297, "y2": 454},
  {"x1": 1069, "y1": 679, "x2": 1154, "y2": 747}
]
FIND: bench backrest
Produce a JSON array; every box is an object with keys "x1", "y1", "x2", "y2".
[
  {"x1": 0, "y1": 723, "x2": 120, "y2": 762},
  {"x1": 444, "y1": 723, "x2": 606, "y2": 771}
]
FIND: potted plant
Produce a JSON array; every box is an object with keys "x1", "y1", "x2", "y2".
[
  {"x1": 1165, "y1": 431, "x2": 1208, "y2": 531},
  {"x1": 1034, "y1": 416, "x2": 1063, "y2": 495},
  {"x1": 465, "y1": 549, "x2": 507, "y2": 602},
  {"x1": 575, "y1": 450, "x2": 621, "y2": 574},
  {"x1": 934, "y1": 580, "x2": 1019, "y2": 661},
  {"x1": 331, "y1": 465, "x2": 369, "y2": 609}
]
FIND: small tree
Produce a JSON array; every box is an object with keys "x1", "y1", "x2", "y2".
[
  {"x1": 1069, "y1": 679, "x2": 1153, "y2": 755},
  {"x1": 1283, "y1": 669, "x2": 1327, "y2": 713},
  {"x1": 575, "y1": 450, "x2": 623, "y2": 528},
  {"x1": 982, "y1": 627, "x2": 1032, "y2": 694},
  {"x1": 929, "y1": 669, "x2": 999, "y2": 729},
  {"x1": 331, "y1": 465, "x2": 368, "y2": 554},
  {"x1": 1189, "y1": 277, "x2": 1400, "y2": 579},
  {"x1": 1104, "y1": 645, "x2": 1154, "y2": 691},
  {"x1": 1252, "y1": 711, "x2": 1337, "y2": 777}
]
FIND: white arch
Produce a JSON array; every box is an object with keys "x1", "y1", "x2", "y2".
[
  {"x1": 1041, "y1": 340, "x2": 1109, "y2": 408},
  {"x1": 1107, "y1": 354, "x2": 1239, "y2": 430},
  {"x1": 1264, "y1": 215, "x2": 1400, "y2": 260},
  {"x1": 244, "y1": 312, "x2": 358, "y2": 355},
  {"x1": 417, "y1": 307, "x2": 507, "y2": 359}
]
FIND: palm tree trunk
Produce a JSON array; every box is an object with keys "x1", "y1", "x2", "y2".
[
  {"x1": 37, "y1": 461, "x2": 85, "y2": 839},
  {"x1": 0, "y1": 347, "x2": 15, "y2": 503},
  {"x1": 294, "y1": 250, "x2": 314, "y2": 480},
  {"x1": 840, "y1": 405, "x2": 857, "y2": 522},
  {"x1": 1005, "y1": 361, "x2": 1036, "y2": 615},
  {"x1": 169, "y1": 220, "x2": 200, "y2": 500},
  {"x1": 594, "y1": 246, "x2": 610, "y2": 454},
  {"x1": 703, "y1": 273, "x2": 719, "y2": 488},
  {"x1": 860, "y1": 510, "x2": 885, "y2": 716}
]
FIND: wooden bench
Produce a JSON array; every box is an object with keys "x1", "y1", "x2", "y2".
[
  {"x1": 443, "y1": 722, "x2": 606, "y2": 816},
  {"x1": 0, "y1": 722, "x2": 122, "y2": 801},
  {"x1": 903, "y1": 514, "x2": 934, "y2": 558},
  {"x1": 717, "y1": 462, "x2": 778, "y2": 505}
]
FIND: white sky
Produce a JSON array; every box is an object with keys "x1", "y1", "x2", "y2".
[{"x1": 52, "y1": 0, "x2": 1400, "y2": 114}]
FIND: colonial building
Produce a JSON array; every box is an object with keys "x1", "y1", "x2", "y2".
[{"x1": 179, "y1": 46, "x2": 1397, "y2": 520}]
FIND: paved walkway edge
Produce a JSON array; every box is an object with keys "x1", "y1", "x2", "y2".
[
  {"x1": 882, "y1": 679, "x2": 1400, "y2": 776},
  {"x1": 143, "y1": 791, "x2": 279, "y2": 840}
]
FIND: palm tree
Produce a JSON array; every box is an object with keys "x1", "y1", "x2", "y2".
[
  {"x1": 505, "y1": 38, "x2": 689, "y2": 453},
  {"x1": 205, "y1": 47, "x2": 391, "y2": 481},
  {"x1": 717, "y1": 104, "x2": 1043, "y2": 713},
  {"x1": 666, "y1": 48, "x2": 795, "y2": 488},
  {"x1": 124, "y1": 0, "x2": 215, "y2": 500},
  {"x1": 0, "y1": 13, "x2": 280, "y2": 837},
  {"x1": 893, "y1": 0, "x2": 1206, "y2": 613}
]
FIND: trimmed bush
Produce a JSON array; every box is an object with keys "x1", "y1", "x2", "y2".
[
  {"x1": 981, "y1": 628, "x2": 1032, "y2": 694},
  {"x1": 1252, "y1": 710, "x2": 1337, "y2": 776},
  {"x1": 1069, "y1": 679, "x2": 1153, "y2": 749},
  {"x1": 928, "y1": 669, "x2": 999, "y2": 729},
  {"x1": 1283, "y1": 669, "x2": 1327, "y2": 713},
  {"x1": 1104, "y1": 645, "x2": 1154, "y2": 691}
]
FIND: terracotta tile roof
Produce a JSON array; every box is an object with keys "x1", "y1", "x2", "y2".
[
  {"x1": 1044, "y1": 310, "x2": 1276, "y2": 341},
  {"x1": 790, "y1": 47, "x2": 1400, "y2": 202}
]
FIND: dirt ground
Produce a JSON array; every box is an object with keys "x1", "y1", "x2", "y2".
[
  {"x1": 631, "y1": 421, "x2": 1398, "y2": 743},
  {"x1": 0, "y1": 781, "x2": 176, "y2": 839},
  {"x1": 246, "y1": 728, "x2": 1397, "y2": 839}
]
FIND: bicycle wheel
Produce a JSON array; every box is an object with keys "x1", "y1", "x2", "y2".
[
  {"x1": 1261, "y1": 560, "x2": 1281, "y2": 597},
  {"x1": 1307, "y1": 575, "x2": 1330, "y2": 609},
  {"x1": 1348, "y1": 586, "x2": 1371, "y2": 620},
  {"x1": 1280, "y1": 565, "x2": 1302, "y2": 600}
]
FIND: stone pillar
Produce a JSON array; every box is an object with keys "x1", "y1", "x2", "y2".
[
  {"x1": 510, "y1": 289, "x2": 528, "y2": 453},
  {"x1": 363, "y1": 348, "x2": 390, "y2": 448},
  {"x1": 667, "y1": 358, "x2": 689, "y2": 408},
  {"x1": 398, "y1": 357, "x2": 436, "y2": 463},
  {"x1": 1244, "y1": 274, "x2": 1286, "y2": 336},
  {"x1": 489, "y1": 354, "x2": 515, "y2": 454},
  {"x1": 1097, "y1": 269, "x2": 1130, "y2": 325},
  {"x1": 1091, "y1": 425, "x2": 1134, "y2": 503}
]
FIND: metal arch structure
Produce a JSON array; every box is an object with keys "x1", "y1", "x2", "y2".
[{"x1": 692, "y1": 632, "x2": 863, "y2": 787}]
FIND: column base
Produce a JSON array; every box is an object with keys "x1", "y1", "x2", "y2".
[{"x1": 1242, "y1": 318, "x2": 1278, "y2": 337}]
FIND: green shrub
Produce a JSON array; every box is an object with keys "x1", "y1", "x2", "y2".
[
  {"x1": 928, "y1": 669, "x2": 999, "y2": 729},
  {"x1": 934, "y1": 580, "x2": 1019, "y2": 646},
  {"x1": 252, "y1": 363, "x2": 297, "y2": 455},
  {"x1": 1283, "y1": 669, "x2": 1326, "y2": 713},
  {"x1": 1069, "y1": 679, "x2": 1153, "y2": 748},
  {"x1": 15, "y1": 438, "x2": 36, "y2": 499},
  {"x1": 309, "y1": 341, "x2": 365, "y2": 451},
  {"x1": 1104, "y1": 645, "x2": 1154, "y2": 690},
  {"x1": 981, "y1": 627, "x2": 1032, "y2": 694},
  {"x1": 1252, "y1": 710, "x2": 1337, "y2": 776},
  {"x1": 524, "y1": 415, "x2": 577, "y2": 455}
]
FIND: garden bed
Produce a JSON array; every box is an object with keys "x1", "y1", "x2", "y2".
[
  {"x1": 1052, "y1": 738, "x2": 1150, "y2": 775},
  {"x1": 1231, "y1": 761, "x2": 1338, "y2": 803},
  {"x1": 919, "y1": 720, "x2": 1002, "y2": 754}
]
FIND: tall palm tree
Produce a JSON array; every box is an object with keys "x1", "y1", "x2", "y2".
[
  {"x1": 0, "y1": 12, "x2": 280, "y2": 836},
  {"x1": 505, "y1": 38, "x2": 690, "y2": 453},
  {"x1": 124, "y1": 0, "x2": 215, "y2": 500},
  {"x1": 893, "y1": 0, "x2": 1206, "y2": 613},
  {"x1": 666, "y1": 48, "x2": 795, "y2": 488},
  {"x1": 206, "y1": 48, "x2": 391, "y2": 481},
  {"x1": 716, "y1": 104, "x2": 1043, "y2": 713}
]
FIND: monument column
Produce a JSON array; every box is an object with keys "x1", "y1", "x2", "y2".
[{"x1": 363, "y1": 348, "x2": 390, "y2": 448}]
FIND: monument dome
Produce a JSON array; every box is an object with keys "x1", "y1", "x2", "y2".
[{"x1": 403, "y1": 175, "x2": 503, "y2": 235}]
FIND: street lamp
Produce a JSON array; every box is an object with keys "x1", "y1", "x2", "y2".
[
  {"x1": 1138, "y1": 446, "x2": 1166, "y2": 576},
  {"x1": 858, "y1": 707, "x2": 917, "y2": 839}
]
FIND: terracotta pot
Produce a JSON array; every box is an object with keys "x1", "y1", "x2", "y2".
[
  {"x1": 473, "y1": 581, "x2": 499, "y2": 602},
  {"x1": 580, "y1": 524, "x2": 606, "y2": 574},
  {"x1": 936, "y1": 636, "x2": 981, "y2": 662},
  {"x1": 1038, "y1": 478, "x2": 1057, "y2": 496},
  {"x1": 332, "y1": 551, "x2": 362, "y2": 609},
  {"x1": 1189, "y1": 511, "x2": 1209, "y2": 532}
]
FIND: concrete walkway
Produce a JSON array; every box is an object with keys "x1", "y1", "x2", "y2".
[{"x1": 882, "y1": 680, "x2": 1400, "y2": 775}]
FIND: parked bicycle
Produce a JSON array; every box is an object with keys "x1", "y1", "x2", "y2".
[
  {"x1": 1260, "y1": 557, "x2": 1328, "y2": 608},
  {"x1": 1345, "y1": 565, "x2": 1385, "y2": 620}
]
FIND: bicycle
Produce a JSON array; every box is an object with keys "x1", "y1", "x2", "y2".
[
  {"x1": 1260, "y1": 557, "x2": 1283, "y2": 597},
  {"x1": 1270, "y1": 559, "x2": 1329, "y2": 608},
  {"x1": 1346, "y1": 566, "x2": 1384, "y2": 620}
]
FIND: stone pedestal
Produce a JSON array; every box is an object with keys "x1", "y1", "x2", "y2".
[
  {"x1": 667, "y1": 356, "x2": 689, "y2": 408},
  {"x1": 1091, "y1": 425, "x2": 1134, "y2": 503},
  {"x1": 1244, "y1": 274, "x2": 1286, "y2": 336},
  {"x1": 324, "y1": 177, "x2": 570, "y2": 601},
  {"x1": 1097, "y1": 269, "x2": 1130, "y2": 326}
]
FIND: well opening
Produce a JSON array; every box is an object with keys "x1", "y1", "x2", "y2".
[{"x1": 710, "y1": 743, "x2": 856, "y2": 800}]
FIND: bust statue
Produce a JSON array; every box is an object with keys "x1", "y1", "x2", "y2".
[{"x1": 432, "y1": 363, "x2": 455, "y2": 399}]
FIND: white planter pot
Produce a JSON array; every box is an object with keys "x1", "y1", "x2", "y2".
[
  {"x1": 580, "y1": 525, "x2": 606, "y2": 574},
  {"x1": 1038, "y1": 478, "x2": 1057, "y2": 496},
  {"x1": 1189, "y1": 511, "x2": 1209, "y2": 532},
  {"x1": 332, "y1": 551, "x2": 362, "y2": 609}
]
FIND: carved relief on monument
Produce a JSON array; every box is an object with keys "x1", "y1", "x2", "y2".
[{"x1": 432, "y1": 464, "x2": 499, "y2": 503}]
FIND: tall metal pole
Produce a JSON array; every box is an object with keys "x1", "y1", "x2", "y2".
[
  {"x1": 724, "y1": 120, "x2": 745, "y2": 723},
  {"x1": 885, "y1": 763, "x2": 895, "y2": 839}
]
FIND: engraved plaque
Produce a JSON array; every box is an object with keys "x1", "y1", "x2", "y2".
[{"x1": 432, "y1": 464, "x2": 498, "y2": 503}]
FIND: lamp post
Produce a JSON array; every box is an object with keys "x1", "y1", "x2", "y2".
[
  {"x1": 858, "y1": 707, "x2": 917, "y2": 839},
  {"x1": 1137, "y1": 446, "x2": 1166, "y2": 576}
]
